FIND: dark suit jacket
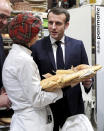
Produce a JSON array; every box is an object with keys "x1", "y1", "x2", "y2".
[
  {"x1": 31, "y1": 35, "x2": 89, "y2": 126},
  {"x1": 0, "y1": 35, "x2": 5, "y2": 89}
]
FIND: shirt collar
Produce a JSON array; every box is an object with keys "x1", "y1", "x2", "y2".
[
  {"x1": 12, "y1": 44, "x2": 32, "y2": 56},
  {"x1": 50, "y1": 35, "x2": 65, "y2": 45}
]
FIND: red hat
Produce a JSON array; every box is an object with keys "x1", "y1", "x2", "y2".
[{"x1": 8, "y1": 13, "x2": 42, "y2": 45}]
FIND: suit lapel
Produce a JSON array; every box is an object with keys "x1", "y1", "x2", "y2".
[
  {"x1": 46, "y1": 36, "x2": 73, "y2": 70},
  {"x1": 46, "y1": 36, "x2": 72, "y2": 70},
  {"x1": 46, "y1": 36, "x2": 56, "y2": 70},
  {"x1": 64, "y1": 36, "x2": 72, "y2": 69}
]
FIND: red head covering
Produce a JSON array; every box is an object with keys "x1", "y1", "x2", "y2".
[{"x1": 8, "y1": 13, "x2": 42, "y2": 45}]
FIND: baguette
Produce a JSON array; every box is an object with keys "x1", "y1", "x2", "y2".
[
  {"x1": 0, "y1": 118, "x2": 11, "y2": 124},
  {"x1": 73, "y1": 64, "x2": 90, "y2": 71},
  {"x1": 56, "y1": 69, "x2": 74, "y2": 74},
  {"x1": 40, "y1": 64, "x2": 102, "y2": 91},
  {"x1": 40, "y1": 74, "x2": 65, "y2": 91},
  {"x1": 56, "y1": 64, "x2": 90, "y2": 75}
]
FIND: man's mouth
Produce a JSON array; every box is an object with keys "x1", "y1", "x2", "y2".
[
  {"x1": 51, "y1": 32, "x2": 57, "y2": 35},
  {"x1": 0, "y1": 23, "x2": 7, "y2": 33}
]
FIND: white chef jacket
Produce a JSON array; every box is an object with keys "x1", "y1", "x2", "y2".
[
  {"x1": 61, "y1": 114, "x2": 94, "y2": 131},
  {"x1": 2, "y1": 44, "x2": 63, "y2": 131}
]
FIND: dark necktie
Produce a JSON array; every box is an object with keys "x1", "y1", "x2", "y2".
[{"x1": 56, "y1": 41, "x2": 65, "y2": 69}]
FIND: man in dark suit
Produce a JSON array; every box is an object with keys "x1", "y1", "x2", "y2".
[
  {"x1": 0, "y1": 0, "x2": 12, "y2": 108},
  {"x1": 31, "y1": 7, "x2": 92, "y2": 131}
]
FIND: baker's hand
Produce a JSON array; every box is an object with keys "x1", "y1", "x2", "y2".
[
  {"x1": 0, "y1": 87, "x2": 6, "y2": 94},
  {"x1": 0, "y1": 93, "x2": 11, "y2": 108},
  {"x1": 82, "y1": 78, "x2": 92, "y2": 89}
]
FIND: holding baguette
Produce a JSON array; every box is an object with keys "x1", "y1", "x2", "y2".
[
  {"x1": 41, "y1": 64, "x2": 102, "y2": 91},
  {"x1": 30, "y1": 7, "x2": 97, "y2": 131}
]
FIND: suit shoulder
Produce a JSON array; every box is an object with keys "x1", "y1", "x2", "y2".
[
  {"x1": 65, "y1": 36, "x2": 84, "y2": 46},
  {"x1": 30, "y1": 36, "x2": 49, "y2": 52},
  {"x1": 66, "y1": 36, "x2": 82, "y2": 43},
  {"x1": 32, "y1": 36, "x2": 49, "y2": 46}
]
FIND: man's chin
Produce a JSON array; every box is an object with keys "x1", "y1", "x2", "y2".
[
  {"x1": 0, "y1": 29, "x2": 3, "y2": 33},
  {"x1": 0, "y1": 25, "x2": 7, "y2": 33},
  {"x1": 51, "y1": 35, "x2": 58, "y2": 40}
]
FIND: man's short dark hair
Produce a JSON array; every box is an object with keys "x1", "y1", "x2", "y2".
[{"x1": 47, "y1": 7, "x2": 70, "y2": 23}]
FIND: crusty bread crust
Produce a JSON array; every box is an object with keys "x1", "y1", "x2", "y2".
[
  {"x1": 40, "y1": 64, "x2": 102, "y2": 91},
  {"x1": 0, "y1": 117, "x2": 11, "y2": 124}
]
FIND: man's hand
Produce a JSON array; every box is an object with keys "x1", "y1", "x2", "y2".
[
  {"x1": 0, "y1": 93, "x2": 11, "y2": 108},
  {"x1": 0, "y1": 87, "x2": 6, "y2": 94},
  {"x1": 82, "y1": 78, "x2": 93, "y2": 89}
]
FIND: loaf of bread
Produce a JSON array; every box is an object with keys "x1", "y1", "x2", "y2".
[
  {"x1": 0, "y1": 117, "x2": 11, "y2": 124},
  {"x1": 40, "y1": 64, "x2": 102, "y2": 91},
  {"x1": 56, "y1": 69, "x2": 75, "y2": 75},
  {"x1": 56, "y1": 64, "x2": 91, "y2": 75},
  {"x1": 73, "y1": 64, "x2": 90, "y2": 71}
]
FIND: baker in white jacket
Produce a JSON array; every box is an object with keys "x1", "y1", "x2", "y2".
[{"x1": 2, "y1": 13, "x2": 63, "y2": 131}]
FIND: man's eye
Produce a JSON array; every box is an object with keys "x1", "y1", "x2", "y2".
[
  {"x1": 0, "y1": 14, "x2": 9, "y2": 19},
  {"x1": 48, "y1": 21, "x2": 53, "y2": 25},
  {"x1": 56, "y1": 22, "x2": 62, "y2": 26}
]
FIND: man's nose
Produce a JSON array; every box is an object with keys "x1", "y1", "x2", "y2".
[
  {"x1": 52, "y1": 23, "x2": 56, "y2": 29},
  {"x1": 2, "y1": 19, "x2": 8, "y2": 25}
]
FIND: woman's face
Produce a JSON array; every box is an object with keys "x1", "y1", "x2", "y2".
[{"x1": 28, "y1": 35, "x2": 39, "y2": 47}]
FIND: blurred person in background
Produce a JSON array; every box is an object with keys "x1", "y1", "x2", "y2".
[{"x1": 0, "y1": 0, "x2": 12, "y2": 108}]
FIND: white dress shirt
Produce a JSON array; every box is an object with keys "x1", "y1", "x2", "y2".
[{"x1": 50, "y1": 36, "x2": 65, "y2": 69}]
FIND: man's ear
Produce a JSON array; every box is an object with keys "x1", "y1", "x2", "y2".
[{"x1": 65, "y1": 22, "x2": 69, "y2": 30}]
